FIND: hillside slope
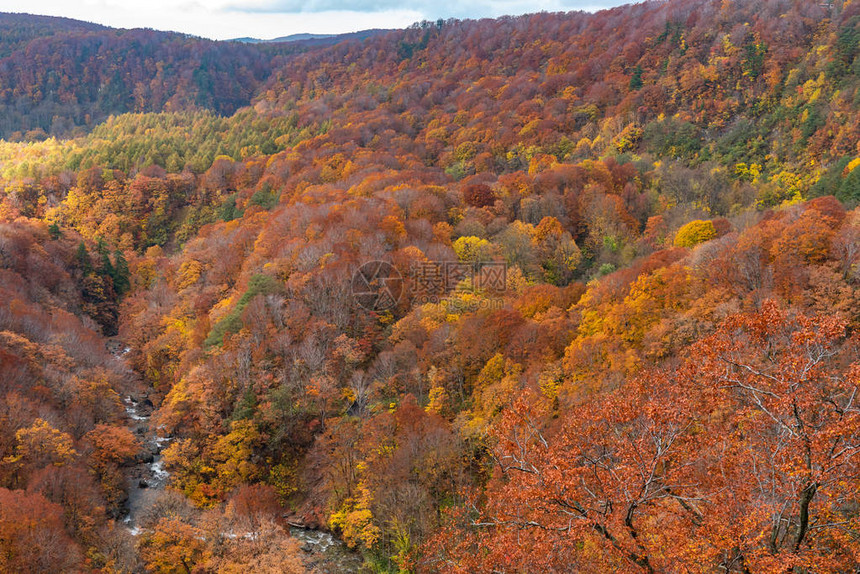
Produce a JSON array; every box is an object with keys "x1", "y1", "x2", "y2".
[
  {"x1": 0, "y1": 13, "x2": 106, "y2": 58},
  {"x1": 0, "y1": 0, "x2": 858, "y2": 572},
  {"x1": 256, "y1": 0, "x2": 858, "y2": 199},
  {"x1": 0, "y1": 13, "x2": 305, "y2": 139}
]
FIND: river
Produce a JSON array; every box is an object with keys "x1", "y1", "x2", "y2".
[
  {"x1": 120, "y1": 378, "x2": 362, "y2": 572},
  {"x1": 121, "y1": 394, "x2": 171, "y2": 536}
]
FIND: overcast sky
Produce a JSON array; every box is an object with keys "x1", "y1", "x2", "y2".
[{"x1": 0, "y1": 0, "x2": 626, "y2": 40}]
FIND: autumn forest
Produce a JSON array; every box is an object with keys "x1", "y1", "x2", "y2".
[{"x1": 0, "y1": 0, "x2": 859, "y2": 571}]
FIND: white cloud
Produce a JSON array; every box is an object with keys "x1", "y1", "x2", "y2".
[
  {"x1": 226, "y1": 0, "x2": 619, "y2": 19},
  {"x1": 0, "y1": 0, "x2": 623, "y2": 40}
]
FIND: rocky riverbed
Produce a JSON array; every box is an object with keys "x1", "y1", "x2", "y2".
[
  {"x1": 290, "y1": 527, "x2": 365, "y2": 573},
  {"x1": 121, "y1": 394, "x2": 172, "y2": 536},
  {"x1": 119, "y1": 384, "x2": 363, "y2": 572}
]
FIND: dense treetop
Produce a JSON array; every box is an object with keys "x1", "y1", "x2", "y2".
[{"x1": 0, "y1": 0, "x2": 858, "y2": 571}]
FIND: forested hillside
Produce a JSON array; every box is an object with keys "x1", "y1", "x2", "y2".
[
  {"x1": 0, "y1": 13, "x2": 106, "y2": 58},
  {"x1": 0, "y1": 0, "x2": 859, "y2": 571},
  {"x1": 0, "y1": 15, "x2": 306, "y2": 140}
]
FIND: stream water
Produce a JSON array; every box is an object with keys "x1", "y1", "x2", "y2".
[
  {"x1": 119, "y1": 365, "x2": 362, "y2": 572},
  {"x1": 122, "y1": 395, "x2": 171, "y2": 536},
  {"x1": 289, "y1": 527, "x2": 365, "y2": 573}
]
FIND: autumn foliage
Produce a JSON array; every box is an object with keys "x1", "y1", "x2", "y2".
[
  {"x1": 429, "y1": 302, "x2": 860, "y2": 572},
  {"x1": 0, "y1": 0, "x2": 858, "y2": 571}
]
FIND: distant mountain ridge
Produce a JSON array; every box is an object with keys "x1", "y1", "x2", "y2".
[
  {"x1": 231, "y1": 33, "x2": 336, "y2": 43},
  {"x1": 0, "y1": 12, "x2": 107, "y2": 58},
  {"x1": 230, "y1": 29, "x2": 391, "y2": 46},
  {"x1": 0, "y1": 13, "x2": 383, "y2": 139}
]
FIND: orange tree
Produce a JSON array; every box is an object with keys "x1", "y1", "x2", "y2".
[{"x1": 426, "y1": 301, "x2": 860, "y2": 572}]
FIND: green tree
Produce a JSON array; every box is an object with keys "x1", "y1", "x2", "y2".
[
  {"x1": 98, "y1": 243, "x2": 114, "y2": 280},
  {"x1": 111, "y1": 249, "x2": 131, "y2": 296},
  {"x1": 75, "y1": 241, "x2": 91, "y2": 275},
  {"x1": 629, "y1": 65, "x2": 644, "y2": 89}
]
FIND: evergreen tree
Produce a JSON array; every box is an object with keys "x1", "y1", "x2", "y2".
[
  {"x1": 111, "y1": 249, "x2": 131, "y2": 296},
  {"x1": 629, "y1": 65, "x2": 644, "y2": 89},
  {"x1": 48, "y1": 221, "x2": 61, "y2": 240},
  {"x1": 75, "y1": 241, "x2": 91, "y2": 275},
  {"x1": 94, "y1": 237, "x2": 114, "y2": 279}
]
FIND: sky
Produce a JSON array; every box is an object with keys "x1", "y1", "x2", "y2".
[{"x1": 0, "y1": 0, "x2": 627, "y2": 41}]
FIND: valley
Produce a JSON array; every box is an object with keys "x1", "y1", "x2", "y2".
[{"x1": 0, "y1": 0, "x2": 858, "y2": 571}]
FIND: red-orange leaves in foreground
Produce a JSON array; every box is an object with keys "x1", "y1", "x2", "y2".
[
  {"x1": 428, "y1": 301, "x2": 860, "y2": 572},
  {"x1": 693, "y1": 302, "x2": 860, "y2": 572},
  {"x1": 0, "y1": 488, "x2": 82, "y2": 572}
]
